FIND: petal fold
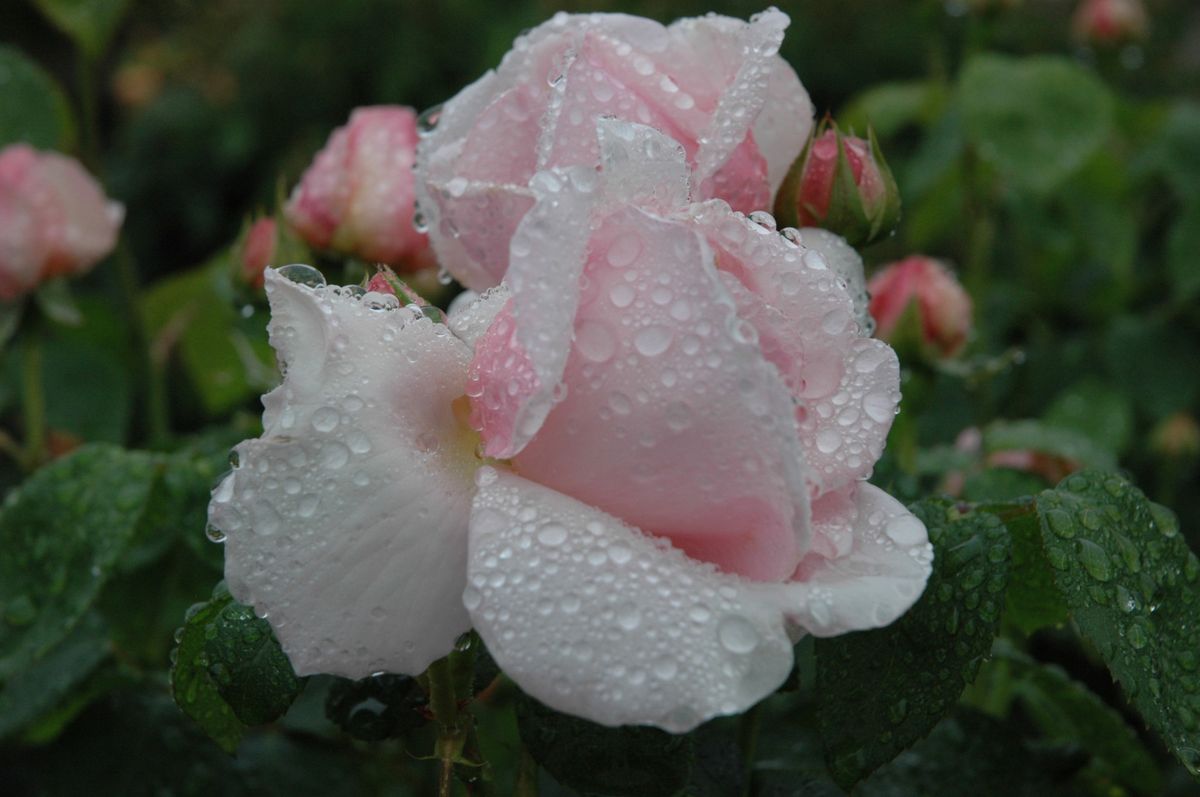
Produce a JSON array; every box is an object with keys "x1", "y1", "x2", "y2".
[{"x1": 467, "y1": 470, "x2": 795, "y2": 732}]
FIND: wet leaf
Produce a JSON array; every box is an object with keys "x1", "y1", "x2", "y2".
[
  {"x1": 815, "y1": 501, "x2": 1012, "y2": 788},
  {"x1": 1036, "y1": 471, "x2": 1200, "y2": 778}
]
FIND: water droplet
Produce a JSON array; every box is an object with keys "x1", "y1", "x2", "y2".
[
  {"x1": 277, "y1": 263, "x2": 326, "y2": 287},
  {"x1": 537, "y1": 522, "x2": 568, "y2": 546},
  {"x1": 576, "y1": 320, "x2": 616, "y2": 363},
  {"x1": 606, "y1": 234, "x2": 642, "y2": 268},
  {"x1": 634, "y1": 326, "x2": 672, "y2": 357},
  {"x1": 717, "y1": 615, "x2": 759, "y2": 654},
  {"x1": 616, "y1": 603, "x2": 641, "y2": 630},
  {"x1": 205, "y1": 523, "x2": 227, "y2": 543},
  {"x1": 885, "y1": 516, "x2": 926, "y2": 547},
  {"x1": 652, "y1": 655, "x2": 678, "y2": 680},
  {"x1": 417, "y1": 103, "x2": 443, "y2": 135},
  {"x1": 311, "y1": 406, "x2": 340, "y2": 432},
  {"x1": 1077, "y1": 539, "x2": 1112, "y2": 582},
  {"x1": 463, "y1": 586, "x2": 482, "y2": 610}
]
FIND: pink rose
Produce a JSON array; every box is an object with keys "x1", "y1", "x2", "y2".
[
  {"x1": 238, "y1": 217, "x2": 277, "y2": 289},
  {"x1": 284, "y1": 106, "x2": 432, "y2": 270},
  {"x1": 868, "y1": 255, "x2": 973, "y2": 359},
  {"x1": 0, "y1": 144, "x2": 124, "y2": 301},
  {"x1": 415, "y1": 9, "x2": 814, "y2": 290},
  {"x1": 1072, "y1": 0, "x2": 1148, "y2": 44},
  {"x1": 210, "y1": 120, "x2": 930, "y2": 732}
]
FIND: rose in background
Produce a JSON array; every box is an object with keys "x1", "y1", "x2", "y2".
[
  {"x1": 868, "y1": 255, "x2": 972, "y2": 360},
  {"x1": 415, "y1": 9, "x2": 814, "y2": 290},
  {"x1": 209, "y1": 120, "x2": 931, "y2": 731},
  {"x1": 285, "y1": 106, "x2": 432, "y2": 270},
  {"x1": 1072, "y1": 0, "x2": 1148, "y2": 44},
  {"x1": 0, "y1": 144, "x2": 124, "y2": 301},
  {"x1": 773, "y1": 120, "x2": 900, "y2": 248}
]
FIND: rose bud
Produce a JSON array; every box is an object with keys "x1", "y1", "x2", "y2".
[
  {"x1": 773, "y1": 120, "x2": 900, "y2": 248},
  {"x1": 1071, "y1": 0, "x2": 1148, "y2": 45},
  {"x1": 1152, "y1": 412, "x2": 1200, "y2": 459},
  {"x1": 868, "y1": 256, "x2": 972, "y2": 359},
  {"x1": 284, "y1": 106, "x2": 432, "y2": 270},
  {"x1": 0, "y1": 144, "x2": 124, "y2": 301},
  {"x1": 237, "y1": 217, "x2": 277, "y2": 289}
]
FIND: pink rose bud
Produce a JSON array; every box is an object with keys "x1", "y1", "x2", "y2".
[
  {"x1": 0, "y1": 144, "x2": 124, "y2": 301},
  {"x1": 284, "y1": 106, "x2": 432, "y2": 270},
  {"x1": 1151, "y1": 412, "x2": 1200, "y2": 459},
  {"x1": 238, "y1": 217, "x2": 277, "y2": 289},
  {"x1": 868, "y1": 256, "x2": 972, "y2": 358},
  {"x1": 774, "y1": 120, "x2": 900, "y2": 248},
  {"x1": 1072, "y1": 0, "x2": 1148, "y2": 44}
]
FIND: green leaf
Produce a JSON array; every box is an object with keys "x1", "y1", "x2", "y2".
[
  {"x1": 0, "y1": 445, "x2": 160, "y2": 679},
  {"x1": 0, "y1": 45, "x2": 75, "y2": 149},
  {"x1": 815, "y1": 501, "x2": 1012, "y2": 788},
  {"x1": 980, "y1": 501, "x2": 1069, "y2": 635},
  {"x1": 982, "y1": 419, "x2": 1117, "y2": 471},
  {"x1": 1036, "y1": 471, "x2": 1200, "y2": 776},
  {"x1": 1043, "y1": 381, "x2": 1133, "y2": 457},
  {"x1": 840, "y1": 80, "x2": 945, "y2": 138},
  {"x1": 1104, "y1": 316, "x2": 1200, "y2": 419},
  {"x1": 28, "y1": 0, "x2": 131, "y2": 59},
  {"x1": 170, "y1": 582, "x2": 302, "y2": 752},
  {"x1": 516, "y1": 691, "x2": 694, "y2": 797},
  {"x1": 1145, "y1": 102, "x2": 1200, "y2": 201},
  {"x1": 0, "y1": 611, "x2": 109, "y2": 739},
  {"x1": 857, "y1": 710, "x2": 1059, "y2": 796},
  {"x1": 1001, "y1": 648, "x2": 1162, "y2": 795},
  {"x1": 959, "y1": 55, "x2": 1114, "y2": 194},
  {"x1": 1168, "y1": 201, "x2": 1200, "y2": 303},
  {"x1": 142, "y1": 261, "x2": 274, "y2": 417}
]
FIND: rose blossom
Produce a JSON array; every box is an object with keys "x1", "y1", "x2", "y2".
[
  {"x1": 868, "y1": 255, "x2": 972, "y2": 359},
  {"x1": 209, "y1": 120, "x2": 931, "y2": 732},
  {"x1": 414, "y1": 8, "x2": 814, "y2": 290},
  {"x1": 284, "y1": 106, "x2": 432, "y2": 269},
  {"x1": 1072, "y1": 0, "x2": 1148, "y2": 45},
  {"x1": 0, "y1": 144, "x2": 124, "y2": 301}
]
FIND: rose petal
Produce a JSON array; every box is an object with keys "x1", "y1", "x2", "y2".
[
  {"x1": 512, "y1": 199, "x2": 811, "y2": 582},
  {"x1": 425, "y1": 179, "x2": 535, "y2": 289},
  {"x1": 689, "y1": 205, "x2": 898, "y2": 495},
  {"x1": 466, "y1": 469, "x2": 795, "y2": 732},
  {"x1": 799, "y1": 228, "x2": 871, "y2": 334},
  {"x1": 595, "y1": 118, "x2": 691, "y2": 213},
  {"x1": 754, "y1": 56, "x2": 815, "y2": 193},
  {"x1": 467, "y1": 166, "x2": 597, "y2": 457},
  {"x1": 209, "y1": 269, "x2": 477, "y2": 677},
  {"x1": 768, "y1": 482, "x2": 933, "y2": 636},
  {"x1": 448, "y1": 283, "x2": 510, "y2": 350}
]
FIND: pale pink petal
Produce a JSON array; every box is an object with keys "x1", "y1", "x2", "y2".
[
  {"x1": 754, "y1": 59, "x2": 815, "y2": 194},
  {"x1": 466, "y1": 470, "x2": 795, "y2": 732},
  {"x1": 209, "y1": 269, "x2": 477, "y2": 677},
  {"x1": 767, "y1": 482, "x2": 933, "y2": 636},
  {"x1": 691, "y1": 9, "x2": 788, "y2": 198},
  {"x1": 424, "y1": 179, "x2": 535, "y2": 289},
  {"x1": 468, "y1": 166, "x2": 597, "y2": 457},
  {"x1": 798, "y1": 228, "x2": 871, "y2": 334},
  {"x1": 512, "y1": 202, "x2": 811, "y2": 582},
  {"x1": 595, "y1": 117, "x2": 691, "y2": 213},
  {"x1": 0, "y1": 177, "x2": 46, "y2": 300},
  {"x1": 688, "y1": 205, "x2": 898, "y2": 495},
  {"x1": 285, "y1": 126, "x2": 351, "y2": 249}
]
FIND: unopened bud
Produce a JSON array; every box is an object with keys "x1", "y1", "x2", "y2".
[{"x1": 773, "y1": 120, "x2": 900, "y2": 248}]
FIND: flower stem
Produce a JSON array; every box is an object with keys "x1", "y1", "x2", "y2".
[
  {"x1": 21, "y1": 328, "x2": 46, "y2": 469},
  {"x1": 514, "y1": 745, "x2": 539, "y2": 797},
  {"x1": 425, "y1": 655, "x2": 466, "y2": 797},
  {"x1": 737, "y1": 700, "x2": 764, "y2": 796}
]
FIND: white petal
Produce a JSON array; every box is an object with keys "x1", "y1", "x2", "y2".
[
  {"x1": 467, "y1": 470, "x2": 795, "y2": 732},
  {"x1": 596, "y1": 119, "x2": 691, "y2": 213},
  {"x1": 767, "y1": 483, "x2": 934, "y2": 637},
  {"x1": 448, "y1": 283, "x2": 510, "y2": 350},
  {"x1": 755, "y1": 58, "x2": 815, "y2": 194},
  {"x1": 209, "y1": 269, "x2": 477, "y2": 678}
]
